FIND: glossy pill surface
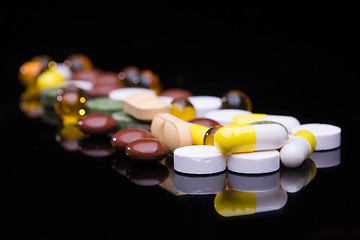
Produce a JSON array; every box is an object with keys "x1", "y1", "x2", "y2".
[
  {"x1": 125, "y1": 138, "x2": 169, "y2": 162},
  {"x1": 111, "y1": 128, "x2": 153, "y2": 151},
  {"x1": 78, "y1": 113, "x2": 117, "y2": 135}
]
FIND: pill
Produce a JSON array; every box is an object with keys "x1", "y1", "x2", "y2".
[
  {"x1": 204, "y1": 109, "x2": 251, "y2": 126},
  {"x1": 111, "y1": 128, "x2": 153, "y2": 151},
  {"x1": 188, "y1": 123, "x2": 211, "y2": 145},
  {"x1": 214, "y1": 123, "x2": 288, "y2": 154},
  {"x1": 188, "y1": 118, "x2": 220, "y2": 128},
  {"x1": 203, "y1": 125, "x2": 222, "y2": 146},
  {"x1": 63, "y1": 80, "x2": 94, "y2": 92},
  {"x1": 125, "y1": 138, "x2": 169, "y2": 163},
  {"x1": 123, "y1": 93, "x2": 170, "y2": 121},
  {"x1": 160, "y1": 88, "x2": 193, "y2": 100},
  {"x1": 170, "y1": 98, "x2": 196, "y2": 121},
  {"x1": 78, "y1": 113, "x2": 118, "y2": 135},
  {"x1": 188, "y1": 96, "x2": 222, "y2": 118},
  {"x1": 231, "y1": 113, "x2": 300, "y2": 131},
  {"x1": 227, "y1": 150, "x2": 280, "y2": 174},
  {"x1": 289, "y1": 123, "x2": 341, "y2": 151},
  {"x1": 86, "y1": 97, "x2": 123, "y2": 114},
  {"x1": 280, "y1": 159, "x2": 316, "y2": 193},
  {"x1": 173, "y1": 145, "x2": 226, "y2": 175},
  {"x1": 108, "y1": 87, "x2": 155, "y2": 101},
  {"x1": 151, "y1": 113, "x2": 193, "y2": 151},
  {"x1": 214, "y1": 187, "x2": 288, "y2": 217},
  {"x1": 221, "y1": 89, "x2": 252, "y2": 111},
  {"x1": 111, "y1": 111, "x2": 133, "y2": 129},
  {"x1": 280, "y1": 130, "x2": 316, "y2": 168}
]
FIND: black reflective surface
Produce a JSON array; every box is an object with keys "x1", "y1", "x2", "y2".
[{"x1": 1, "y1": 5, "x2": 359, "y2": 239}]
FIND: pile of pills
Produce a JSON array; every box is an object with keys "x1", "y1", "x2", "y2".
[{"x1": 18, "y1": 54, "x2": 342, "y2": 216}]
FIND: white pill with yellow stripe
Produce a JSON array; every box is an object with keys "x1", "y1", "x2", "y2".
[
  {"x1": 231, "y1": 113, "x2": 300, "y2": 131},
  {"x1": 214, "y1": 123, "x2": 288, "y2": 154},
  {"x1": 280, "y1": 130, "x2": 316, "y2": 168}
]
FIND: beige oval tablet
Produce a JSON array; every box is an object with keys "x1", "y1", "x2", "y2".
[
  {"x1": 151, "y1": 113, "x2": 193, "y2": 151},
  {"x1": 123, "y1": 93, "x2": 170, "y2": 121}
]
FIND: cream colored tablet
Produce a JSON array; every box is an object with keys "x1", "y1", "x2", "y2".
[
  {"x1": 174, "y1": 145, "x2": 226, "y2": 174},
  {"x1": 108, "y1": 87, "x2": 155, "y2": 100},
  {"x1": 227, "y1": 150, "x2": 280, "y2": 174},
  {"x1": 151, "y1": 113, "x2": 193, "y2": 151},
  {"x1": 290, "y1": 123, "x2": 341, "y2": 151},
  {"x1": 123, "y1": 93, "x2": 170, "y2": 121}
]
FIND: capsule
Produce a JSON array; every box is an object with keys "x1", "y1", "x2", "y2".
[
  {"x1": 280, "y1": 130, "x2": 316, "y2": 168},
  {"x1": 214, "y1": 123, "x2": 288, "y2": 154},
  {"x1": 231, "y1": 113, "x2": 300, "y2": 131},
  {"x1": 214, "y1": 188, "x2": 288, "y2": 217},
  {"x1": 188, "y1": 123, "x2": 211, "y2": 145}
]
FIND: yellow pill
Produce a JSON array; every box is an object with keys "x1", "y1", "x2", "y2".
[
  {"x1": 214, "y1": 123, "x2": 288, "y2": 154},
  {"x1": 170, "y1": 98, "x2": 196, "y2": 121},
  {"x1": 36, "y1": 69, "x2": 65, "y2": 90}
]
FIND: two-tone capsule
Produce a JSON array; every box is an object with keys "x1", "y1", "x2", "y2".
[
  {"x1": 231, "y1": 113, "x2": 300, "y2": 131},
  {"x1": 214, "y1": 123, "x2": 288, "y2": 154},
  {"x1": 280, "y1": 130, "x2": 316, "y2": 168}
]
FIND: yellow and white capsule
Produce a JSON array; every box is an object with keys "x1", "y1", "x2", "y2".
[
  {"x1": 214, "y1": 188, "x2": 288, "y2": 217},
  {"x1": 214, "y1": 123, "x2": 288, "y2": 154},
  {"x1": 187, "y1": 123, "x2": 211, "y2": 145},
  {"x1": 280, "y1": 130, "x2": 316, "y2": 168},
  {"x1": 231, "y1": 113, "x2": 300, "y2": 131}
]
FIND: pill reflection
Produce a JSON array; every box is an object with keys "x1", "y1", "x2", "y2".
[
  {"x1": 280, "y1": 159, "x2": 316, "y2": 193},
  {"x1": 310, "y1": 148, "x2": 341, "y2": 168},
  {"x1": 227, "y1": 171, "x2": 280, "y2": 193},
  {"x1": 174, "y1": 171, "x2": 226, "y2": 195},
  {"x1": 214, "y1": 187, "x2": 288, "y2": 217},
  {"x1": 112, "y1": 156, "x2": 169, "y2": 186}
]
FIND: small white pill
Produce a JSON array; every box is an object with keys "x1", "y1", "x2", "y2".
[
  {"x1": 227, "y1": 150, "x2": 280, "y2": 174},
  {"x1": 290, "y1": 123, "x2": 341, "y2": 151},
  {"x1": 204, "y1": 109, "x2": 252, "y2": 126},
  {"x1": 174, "y1": 145, "x2": 226, "y2": 175},
  {"x1": 188, "y1": 96, "x2": 222, "y2": 118},
  {"x1": 108, "y1": 87, "x2": 155, "y2": 100},
  {"x1": 280, "y1": 130, "x2": 316, "y2": 168}
]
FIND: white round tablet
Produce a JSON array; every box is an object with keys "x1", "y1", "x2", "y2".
[
  {"x1": 174, "y1": 145, "x2": 226, "y2": 175},
  {"x1": 188, "y1": 96, "x2": 222, "y2": 118},
  {"x1": 290, "y1": 123, "x2": 341, "y2": 151},
  {"x1": 204, "y1": 109, "x2": 251, "y2": 126},
  {"x1": 227, "y1": 171, "x2": 280, "y2": 192},
  {"x1": 227, "y1": 150, "x2": 280, "y2": 174},
  {"x1": 108, "y1": 87, "x2": 155, "y2": 101}
]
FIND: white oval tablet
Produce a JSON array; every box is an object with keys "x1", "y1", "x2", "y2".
[
  {"x1": 204, "y1": 109, "x2": 251, "y2": 126},
  {"x1": 63, "y1": 80, "x2": 94, "y2": 91},
  {"x1": 188, "y1": 96, "x2": 222, "y2": 118},
  {"x1": 108, "y1": 87, "x2": 155, "y2": 100},
  {"x1": 174, "y1": 145, "x2": 226, "y2": 174},
  {"x1": 227, "y1": 150, "x2": 280, "y2": 174},
  {"x1": 290, "y1": 123, "x2": 341, "y2": 151}
]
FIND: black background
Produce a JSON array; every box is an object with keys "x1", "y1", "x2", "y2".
[{"x1": 1, "y1": 4, "x2": 359, "y2": 239}]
